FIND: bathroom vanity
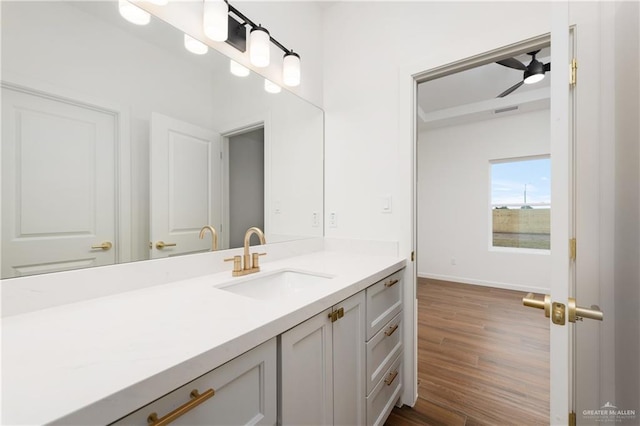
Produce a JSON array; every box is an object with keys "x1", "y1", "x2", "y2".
[{"x1": 1, "y1": 241, "x2": 406, "y2": 425}]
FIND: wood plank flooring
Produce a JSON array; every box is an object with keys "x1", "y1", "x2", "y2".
[{"x1": 385, "y1": 278, "x2": 550, "y2": 426}]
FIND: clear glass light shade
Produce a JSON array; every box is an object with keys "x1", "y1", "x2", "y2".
[
  {"x1": 203, "y1": 0, "x2": 228, "y2": 42},
  {"x1": 264, "y1": 79, "x2": 281, "y2": 94},
  {"x1": 524, "y1": 73, "x2": 545, "y2": 84},
  {"x1": 118, "y1": 0, "x2": 150, "y2": 26},
  {"x1": 184, "y1": 34, "x2": 209, "y2": 55},
  {"x1": 250, "y1": 27, "x2": 270, "y2": 68},
  {"x1": 282, "y1": 53, "x2": 301, "y2": 87},
  {"x1": 230, "y1": 60, "x2": 250, "y2": 77}
]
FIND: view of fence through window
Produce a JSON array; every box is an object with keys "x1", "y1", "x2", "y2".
[{"x1": 491, "y1": 157, "x2": 551, "y2": 250}]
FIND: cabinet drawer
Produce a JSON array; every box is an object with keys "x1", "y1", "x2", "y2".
[
  {"x1": 366, "y1": 270, "x2": 403, "y2": 340},
  {"x1": 366, "y1": 312, "x2": 402, "y2": 394},
  {"x1": 110, "y1": 338, "x2": 277, "y2": 426},
  {"x1": 366, "y1": 354, "x2": 403, "y2": 426}
]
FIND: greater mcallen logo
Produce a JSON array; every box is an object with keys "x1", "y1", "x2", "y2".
[{"x1": 583, "y1": 402, "x2": 636, "y2": 423}]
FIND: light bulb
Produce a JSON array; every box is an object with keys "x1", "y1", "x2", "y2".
[
  {"x1": 250, "y1": 26, "x2": 270, "y2": 68},
  {"x1": 283, "y1": 52, "x2": 301, "y2": 87},
  {"x1": 204, "y1": 0, "x2": 228, "y2": 42},
  {"x1": 118, "y1": 0, "x2": 150, "y2": 26},
  {"x1": 264, "y1": 79, "x2": 281, "y2": 94},
  {"x1": 524, "y1": 73, "x2": 545, "y2": 84},
  {"x1": 184, "y1": 34, "x2": 209, "y2": 55},
  {"x1": 230, "y1": 60, "x2": 250, "y2": 77}
]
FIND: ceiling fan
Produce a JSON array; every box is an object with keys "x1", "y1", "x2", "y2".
[{"x1": 495, "y1": 50, "x2": 551, "y2": 98}]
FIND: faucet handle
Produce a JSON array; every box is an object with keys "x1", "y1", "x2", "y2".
[
  {"x1": 224, "y1": 255, "x2": 242, "y2": 276},
  {"x1": 251, "y1": 252, "x2": 267, "y2": 270}
]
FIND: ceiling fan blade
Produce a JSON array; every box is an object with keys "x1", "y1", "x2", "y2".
[
  {"x1": 544, "y1": 62, "x2": 551, "y2": 72},
  {"x1": 497, "y1": 80, "x2": 524, "y2": 98},
  {"x1": 496, "y1": 58, "x2": 527, "y2": 71}
]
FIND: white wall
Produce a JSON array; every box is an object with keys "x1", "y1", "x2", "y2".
[
  {"x1": 322, "y1": 1, "x2": 552, "y2": 406},
  {"x1": 418, "y1": 110, "x2": 550, "y2": 293}
]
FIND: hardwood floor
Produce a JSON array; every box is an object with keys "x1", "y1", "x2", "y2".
[{"x1": 386, "y1": 278, "x2": 550, "y2": 426}]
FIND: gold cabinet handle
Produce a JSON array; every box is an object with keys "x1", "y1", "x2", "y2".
[
  {"x1": 147, "y1": 388, "x2": 214, "y2": 426},
  {"x1": 522, "y1": 292, "x2": 551, "y2": 318},
  {"x1": 568, "y1": 297, "x2": 604, "y2": 322},
  {"x1": 156, "y1": 241, "x2": 177, "y2": 250},
  {"x1": 91, "y1": 241, "x2": 112, "y2": 250},
  {"x1": 384, "y1": 370, "x2": 399, "y2": 386},
  {"x1": 385, "y1": 323, "x2": 399, "y2": 337},
  {"x1": 384, "y1": 278, "x2": 399, "y2": 288}
]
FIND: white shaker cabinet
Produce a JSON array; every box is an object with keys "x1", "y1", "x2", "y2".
[
  {"x1": 110, "y1": 338, "x2": 277, "y2": 426},
  {"x1": 279, "y1": 291, "x2": 366, "y2": 426}
]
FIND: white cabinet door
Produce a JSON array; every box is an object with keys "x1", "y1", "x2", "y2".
[
  {"x1": 150, "y1": 113, "x2": 221, "y2": 259},
  {"x1": 1, "y1": 86, "x2": 116, "y2": 278},
  {"x1": 280, "y1": 308, "x2": 333, "y2": 426},
  {"x1": 332, "y1": 292, "x2": 366, "y2": 426},
  {"x1": 111, "y1": 338, "x2": 277, "y2": 426}
]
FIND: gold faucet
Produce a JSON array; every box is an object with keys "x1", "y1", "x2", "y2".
[
  {"x1": 225, "y1": 227, "x2": 266, "y2": 276},
  {"x1": 199, "y1": 225, "x2": 218, "y2": 251}
]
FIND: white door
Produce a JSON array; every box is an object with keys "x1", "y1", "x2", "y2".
[
  {"x1": 149, "y1": 113, "x2": 222, "y2": 259},
  {"x1": 1, "y1": 86, "x2": 116, "y2": 278}
]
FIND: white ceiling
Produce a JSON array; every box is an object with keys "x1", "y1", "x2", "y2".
[{"x1": 418, "y1": 47, "x2": 551, "y2": 129}]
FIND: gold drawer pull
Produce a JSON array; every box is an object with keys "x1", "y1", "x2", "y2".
[
  {"x1": 384, "y1": 370, "x2": 399, "y2": 386},
  {"x1": 384, "y1": 279, "x2": 399, "y2": 288},
  {"x1": 385, "y1": 323, "x2": 399, "y2": 337},
  {"x1": 147, "y1": 388, "x2": 215, "y2": 426}
]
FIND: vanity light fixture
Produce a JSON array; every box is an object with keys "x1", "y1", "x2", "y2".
[
  {"x1": 207, "y1": 1, "x2": 301, "y2": 86},
  {"x1": 264, "y1": 79, "x2": 281, "y2": 94},
  {"x1": 184, "y1": 34, "x2": 209, "y2": 55},
  {"x1": 203, "y1": 0, "x2": 228, "y2": 42},
  {"x1": 230, "y1": 60, "x2": 250, "y2": 77},
  {"x1": 118, "y1": 0, "x2": 150, "y2": 26},
  {"x1": 249, "y1": 26, "x2": 270, "y2": 68},
  {"x1": 282, "y1": 51, "x2": 301, "y2": 87}
]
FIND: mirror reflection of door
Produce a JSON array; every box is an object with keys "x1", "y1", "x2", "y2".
[
  {"x1": 227, "y1": 128, "x2": 265, "y2": 249},
  {"x1": 149, "y1": 113, "x2": 222, "y2": 259},
  {"x1": 1, "y1": 85, "x2": 117, "y2": 278}
]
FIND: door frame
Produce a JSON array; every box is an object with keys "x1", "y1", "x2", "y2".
[
  {"x1": 219, "y1": 114, "x2": 272, "y2": 249},
  {"x1": 0, "y1": 75, "x2": 132, "y2": 265}
]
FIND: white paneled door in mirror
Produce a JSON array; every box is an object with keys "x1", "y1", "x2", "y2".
[
  {"x1": 150, "y1": 113, "x2": 222, "y2": 259},
  {"x1": 1, "y1": 86, "x2": 116, "y2": 278}
]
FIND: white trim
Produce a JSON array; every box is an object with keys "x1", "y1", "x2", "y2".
[
  {"x1": 0, "y1": 76, "x2": 132, "y2": 266},
  {"x1": 417, "y1": 272, "x2": 550, "y2": 294}
]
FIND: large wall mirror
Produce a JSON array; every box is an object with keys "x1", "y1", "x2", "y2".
[{"x1": 1, "y1": 1, "x2": 324, "y2": 279}]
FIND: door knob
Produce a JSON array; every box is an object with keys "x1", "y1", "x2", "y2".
[
  {"x1": 522, "y1": 293, "x2": 551, "y2": 318},
  {"x1": 156, "y1": 241, "x2": 177, "y2": 249},
  {"x1": 568, "y1": 298, "x2": 604, "y2": 322},
  {"x1": 91, "y1": 241, "x2": 112, "y2": 250}
]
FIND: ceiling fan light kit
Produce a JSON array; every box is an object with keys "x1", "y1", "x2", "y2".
[{"x1": 496, "y1": 50, "x2": 551, "y2": 97}]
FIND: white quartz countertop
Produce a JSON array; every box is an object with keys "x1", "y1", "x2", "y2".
[{"x1": 2, "y1": 250, "x2": 405, "y2": 425}]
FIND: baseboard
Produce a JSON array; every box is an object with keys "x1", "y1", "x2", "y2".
[{"x1": 417, "y1": 272, "x2": 549, "y2": 294}]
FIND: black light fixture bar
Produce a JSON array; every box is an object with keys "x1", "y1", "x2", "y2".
[{"x1": 226, "y1": 2, "x2": 297, "y2": 56}]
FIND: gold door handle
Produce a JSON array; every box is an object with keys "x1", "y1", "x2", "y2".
[
  {"x1": 91, "y1": 241, "x2": 112, "y2": 250},
  {"x1": 385, "y1": 323, "x2": 399, "y2": 337},
  {"x1": 147, "y1": 388, "x2": 214, "y2": 426},
  {"x1": 522, "y1": 293, "x2": 551, "y2": 318},
  {"x1": 384, "y1": 370, "x2": 399, "y2": 386},
  {"x1": 568, "y1": 298, "x2": 604, "y2": 322},
  {"x1": 384, "y1": 278, "x2": 399, "y2": 288},
  {"x1": 156, "y1": 241, "x2": 177, "y2": 249}
]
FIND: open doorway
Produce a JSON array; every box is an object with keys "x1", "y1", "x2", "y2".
[
  {"x1": 224, "y1": 127, "x2": 265, "y2": 249},
  {"x1": 390, "y1": 43, "x2": 553, "y2": 424}
]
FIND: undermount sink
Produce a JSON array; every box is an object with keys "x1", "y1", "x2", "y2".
[{"x1": 216, "y1": 270, "x2": 333, "y2": 300}]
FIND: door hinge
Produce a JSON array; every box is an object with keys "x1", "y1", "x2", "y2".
[
  {"x1": 570, "y1": 58, "x2": 578, "y2": 87},
  {"x1": 570, "y1": 238, "x2": 577, "y2": 261},
  {"x1": 411, "y1": 251, "x2": 415, "y2": 262},
  {"x1": 569, "y1": 411, "x2": 576, "y2": 426}
]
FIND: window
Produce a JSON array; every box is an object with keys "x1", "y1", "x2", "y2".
[{"x1": 491, "y1": 157, "x2": 551, "y2": 250}]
